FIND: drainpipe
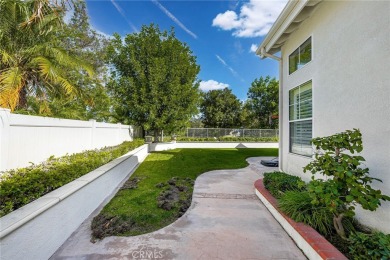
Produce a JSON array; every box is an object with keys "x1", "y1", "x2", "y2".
[{"x1": 260, "y1": 47, "x2": 283, "y2": 172}]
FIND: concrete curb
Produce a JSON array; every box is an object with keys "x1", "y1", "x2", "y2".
[
  {"x1": 0, "y1": 144, "x2": 149, "y2": 260},
  {"x1": 254, "y1": 179, "x2": 347, "y2": 260}
]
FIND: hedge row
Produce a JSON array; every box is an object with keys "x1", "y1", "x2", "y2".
[
  {"x1": 0, "y1": 139, "x2": 144, "y2": 217},
  {"x1": 172, "y1": 136, "x2": 278, "y2": 142}
]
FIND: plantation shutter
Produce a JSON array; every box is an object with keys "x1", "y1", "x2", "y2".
[{"x1": 289, "y1": 81, "x2": 312, "y2": 156}]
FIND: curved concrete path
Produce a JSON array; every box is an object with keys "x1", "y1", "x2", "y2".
[{"x1": 51, "y1": 157, "x2": 306, "y2": 260}]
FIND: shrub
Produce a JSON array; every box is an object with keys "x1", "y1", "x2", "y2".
[
  {"x1": 176, "y1": 137, "x2": 218, "y2": 142},
  {"x1": 263, "y1": 171, "x2": 305, "y2": 199},
  {"x1": 304, "y1": 129, "x2": 390, "y2": 239},
  {"x1": 279, "y1": 190, "x2": 334, "y2": 236},
  {"x1": 173, "y1": 136, "x2": 278, "y2": 142},
  {"x1": 348, "y1": 231, "x2": 390, "y2": 259},
  {"x1": 219, "y1": 136, "x2": 278, "y2": 142},
  {"x1": 0, "y1": 139, "x2": 145, "y2": 217}
]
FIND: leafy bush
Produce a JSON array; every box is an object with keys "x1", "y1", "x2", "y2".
[
  {"x1": 263, "y1": 171, "x2": 305, "y2": 198},
  {"x1": 348, "y1": 231, "x2": 390, "y2": 259},
  {"x1": 279, "y1": 190, "x2": 334, "y2": 235},
  {"x1": 304, "y1": 129, "x2": 390, "y2": 239},
  {"x1": 0, "y1": 139, "x2": 144, "y2": 217}
]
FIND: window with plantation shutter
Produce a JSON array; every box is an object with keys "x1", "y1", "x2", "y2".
[{"x1": 289, "y1": 81, "x2": 312, "y2": 156}]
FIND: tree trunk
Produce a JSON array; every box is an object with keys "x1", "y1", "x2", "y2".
[
  {"x1": 153, "y1": 129, "x2": 160, "y2": 143},
  {"x1": 17, "y1": 87, "x2": 28, "y2": 110},
  {"x1": 333, "y1": 214, "x2": 347, "y2": 240},
  {"x1": 268, "y1": 112, "x2": 272, "y2": 127}
]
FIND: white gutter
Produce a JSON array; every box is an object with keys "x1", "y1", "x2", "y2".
[
  {"x1": 260, "y1": 47, "x2": 281, "y2": 62},
  {"x1": 258, "y1": 48, "x2": 283, "y2": 171}
]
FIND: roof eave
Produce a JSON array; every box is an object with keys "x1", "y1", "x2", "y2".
[{"x1": 256, "y1": 0, "x2": 321, "y2": 58}]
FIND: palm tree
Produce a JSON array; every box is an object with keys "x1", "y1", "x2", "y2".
[{"x1": 0, "y1": 0, "x2": 94, "y2": 111}]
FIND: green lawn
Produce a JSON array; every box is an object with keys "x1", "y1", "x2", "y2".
[{"x1": 91, "y1": 148, "x2": 278, "y2": 239}]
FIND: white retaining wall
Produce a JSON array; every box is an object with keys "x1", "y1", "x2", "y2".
[
  {"x1": 0, "y1": 144, "x2": 149, "y2": 260},
  {"x1": 0, "y1": 108, "x2": 134, "y2": 172}
]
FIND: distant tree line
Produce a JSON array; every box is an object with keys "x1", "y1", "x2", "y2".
[{"x1": 199, "y1": 76, "x2": 278, "y2": 129}]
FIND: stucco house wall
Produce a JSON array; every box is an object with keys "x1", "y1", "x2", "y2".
[{"x1": 276, "y1": 1, "x2": 389, "y2": 232}]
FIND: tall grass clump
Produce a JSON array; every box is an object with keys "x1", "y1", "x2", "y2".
[
  {"x1": 279, "y1": 190, "x2": 334, "y2": 235},
  {"x1": 263, "y1": 171, "x2": 305, "y2": 198}
]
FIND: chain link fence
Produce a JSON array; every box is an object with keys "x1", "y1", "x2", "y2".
[{"x1": 185, "y1": 128, "x2": 278, "y2": 138}]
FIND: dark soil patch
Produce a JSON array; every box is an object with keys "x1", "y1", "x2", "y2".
[
  {"x1": 120, "y1": 177, "x2": 143, "y2": 190},
  {"x1": 157, "y1": 177, "x2": 193, "y2": 217},
  {"x1": 325, "y1": 234, "x2": 351, "y2": 258},
  {"x1": 91, "y1": 214, "x2": 135, "y2": 242}
]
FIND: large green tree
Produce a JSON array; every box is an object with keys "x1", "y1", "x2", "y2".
[
  {"x1": 108, "y1": 24, "x2": 200, "y2": 140},
  {"x1": 0, "y1": 0, "x2": 94, "y2": 111},
  {"x1": 200, "y1": 88, "x2": 243, "y2": 128},
  {"x1": 245, "y1": 76, "x2": 279, "y2": 128}
]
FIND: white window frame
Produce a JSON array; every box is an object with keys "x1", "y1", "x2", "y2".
[
  {"x1": 289, "y1": 37, "x2": 312, "y2": 75},
  {"x1": 289, "y1": 81, "x2": 312, "y2": 157}
]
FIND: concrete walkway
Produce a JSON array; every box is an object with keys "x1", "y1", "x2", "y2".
[{"x1": 51, "y1": 157, "x2": 306, "y2": 260}]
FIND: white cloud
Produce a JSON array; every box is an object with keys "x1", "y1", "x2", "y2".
[
  {"x1": 213, "y1": 11, "x2": 241, "y2": 30},
  {"x1": 199, "y1": 80, "x2": 229, "y2": 92},
  {"x1": 152, "y1": 0, "x2": 198, "y2": 39},
  {"x1": 249, "y1": 43, "x2": 258, "y2": 53},
  {"x1": 212, "y1": 0, "x2": 287, "y2": 37}
]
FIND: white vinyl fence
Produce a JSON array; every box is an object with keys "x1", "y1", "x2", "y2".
[{"x1": 0, "y1": 108, "x2": 135, "y2": 172}]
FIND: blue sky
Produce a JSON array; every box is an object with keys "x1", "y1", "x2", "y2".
[{"x1": 84, "y1": 0, "x2": 287, "y2": 101}]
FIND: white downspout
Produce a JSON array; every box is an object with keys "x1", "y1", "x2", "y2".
[{"x1": 260, "y1": 48, "x2": 283, "y2": 172}]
